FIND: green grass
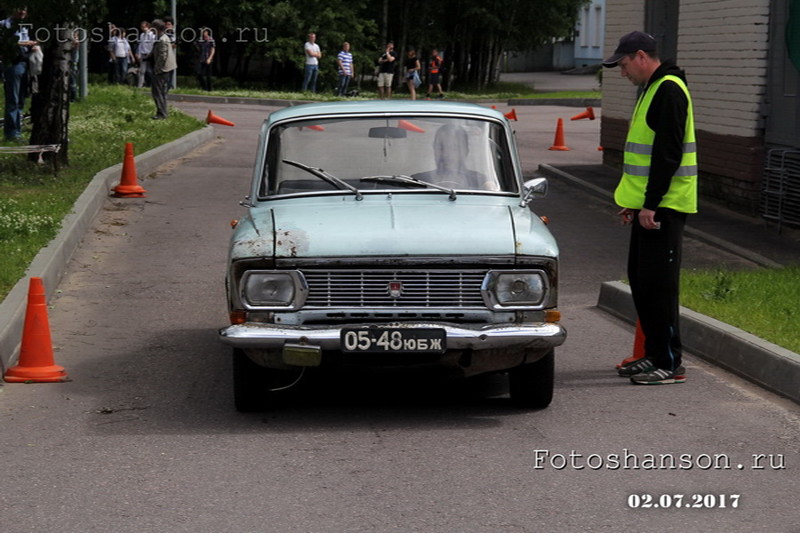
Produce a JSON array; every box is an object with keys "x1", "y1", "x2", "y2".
[
  {"x1": 681, "y1": 267, "x2": 800, "y2": 353},
  {"x1": 0, "y1": 84, "x2": 204, "y2": 299}
]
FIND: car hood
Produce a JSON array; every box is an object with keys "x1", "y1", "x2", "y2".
[{"x1": 230, "y1": 196, "x2": 558, "y2": 259}]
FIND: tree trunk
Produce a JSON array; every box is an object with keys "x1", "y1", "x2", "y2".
[{"x1": 29, "y1": 26, "x2": 72, "y2": 168}]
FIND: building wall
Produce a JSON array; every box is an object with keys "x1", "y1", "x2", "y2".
[
  {"x1": 601, "y1": 0, "x2": 772, "y2": 213},
  {"x1": 574, "y1": 0, "x2": 606, "y2": 67}
]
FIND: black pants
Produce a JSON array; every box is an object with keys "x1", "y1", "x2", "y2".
[
  {"x1": 627, "y1": 208, "x2": 687, "y2": 371},
  {"x1": 197, "y1": 62, "x2": 212, "y2": 91}
]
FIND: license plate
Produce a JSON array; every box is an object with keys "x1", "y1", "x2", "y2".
[{"x1": 341, "y1": 328, "x2": 446, "y2": 354}]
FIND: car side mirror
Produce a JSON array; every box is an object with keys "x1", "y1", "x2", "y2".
[{"x1": 520, "y1": 177, "x2": 548, "y2": 207}]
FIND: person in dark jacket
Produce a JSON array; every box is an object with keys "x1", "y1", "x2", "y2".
[{"x1": 604, "y1": 31, "x2": 698, "y2": 385}]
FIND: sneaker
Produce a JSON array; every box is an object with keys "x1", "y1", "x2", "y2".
[
  {"x1": 630, "y1": 366, "x2": 686, "y2": 385},
  {"x1": 617, "y1": 357, "x2": 655, "y2": 377}
]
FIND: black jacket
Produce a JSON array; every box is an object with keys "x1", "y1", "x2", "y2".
[{"x1": 641, "y1": 61, "x2": 690, "y2": 211}]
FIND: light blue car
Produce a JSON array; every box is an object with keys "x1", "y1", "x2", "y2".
[{"x1": 219, "y1": 100, "x2": 566, "y2": 411}]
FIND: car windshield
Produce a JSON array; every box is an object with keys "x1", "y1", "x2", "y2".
[{"x1": 260, "y1": 116, "x2": 518, "y2": 198}]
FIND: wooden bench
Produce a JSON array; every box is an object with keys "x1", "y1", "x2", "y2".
[{"x1": 0, "y1": 143, "x2": 61, "y2": 166}]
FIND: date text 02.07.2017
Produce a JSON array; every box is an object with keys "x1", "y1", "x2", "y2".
[{"x1": 627, "y1": 494, "x2": 740, "y2": 509}]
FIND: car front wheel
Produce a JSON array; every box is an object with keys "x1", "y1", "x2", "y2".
[
  {"x1": 508, "y1": 349, "x2": 554, "y2": 408},
  {"x1": 232, "y1": 348, "x2": 272, "y2": 412}
]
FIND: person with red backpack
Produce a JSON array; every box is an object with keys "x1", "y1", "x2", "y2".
[{"x1": 425, "y1": 49, "x2": 445, "y2": 99}]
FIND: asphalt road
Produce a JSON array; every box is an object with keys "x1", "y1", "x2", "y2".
[{"x1": 0, "y1": 102, "x2": 797, "y2": 532}]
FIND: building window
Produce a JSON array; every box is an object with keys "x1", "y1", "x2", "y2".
[{"x1": 593, "y1": 5, "x2": 603, "y2": 48}]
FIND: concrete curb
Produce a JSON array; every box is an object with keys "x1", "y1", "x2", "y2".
[
  {"x1": 508, "y1": 98, "x2": 601, "y2": 108},
  {"x1": 598, "y1": 281, "x2": 800, "y2": 404},
  {"x1": 0, "y1": 125, "x2": 216, "y2": 373},
  {"x1": 168, "y1": 91, "x2": 598, "y2": 109},
  {"x1": 168, "y1": 92, "x2": 311, "y2": 108}
]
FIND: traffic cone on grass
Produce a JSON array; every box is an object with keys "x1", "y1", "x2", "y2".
[
  {"x1": 571, "y1": 106, "x2": 595, "y2": 121},
  {"x1": 548, "y1": 118, "x2": 570, "y2": 151},
  {"x1": 206, "y1": 110, "x2": 235, "y2": 127},
  {"x1": 615, "y1": 319, "x2": 646, "y2": 369},
  {"x1": 111, "y1": 142, "x2": 146, "y2": 198},
  {"x1": 4, "y1": 277, "x2": 68, "y2": 383}
]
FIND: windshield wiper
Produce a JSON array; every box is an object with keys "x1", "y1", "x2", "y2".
[
  {"x1": 361, "y1": 175, "x2": 457, "y2": 201},
  {"x1": 282, "y1": 159, "x2": 363, "y2": 200}
]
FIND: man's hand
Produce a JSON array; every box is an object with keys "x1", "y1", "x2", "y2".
[
  {"x1": 638, "y1": 208, "x2": 661, "y2": 230},
  {"x1": 618, "y1": 208, "x2": 634, "y2": 225}
]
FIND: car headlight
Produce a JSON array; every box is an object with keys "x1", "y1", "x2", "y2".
[
  {"x1": 240, "y1": 271, "x2": 307, "y2": 310},
  {"x1": 482, "y1": 270, "x2": 548, "y2": 310}
]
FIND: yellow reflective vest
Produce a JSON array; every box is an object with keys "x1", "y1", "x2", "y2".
[{"x1": 614, "y1": 75, "x2": 698, "y2": 213}]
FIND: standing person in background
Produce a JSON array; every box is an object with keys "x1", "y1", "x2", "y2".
[
  {"x1": 404, "y1": 48, "x2": 421, "y2": 100},
  {"x1": 105, "y1": 22, "x2": 116, "y2": 83},
  {"x1": 301, "y1": 32, "x2": 321, "y2": 93},
  {"x1": 426, "y1": 48, "x2": 445, "y2": 99},
  {"x1": 150, "y1": 18, "x2": 177, "y2": 120},
  {"x1": 376, "y1": 41, "x2": 397, "y2": 100},
  {"x1": 195, "y1": 28, "x2": 215, "y2": 91},
  {"x1": 136, "y1": 21, "x2": 156, "y2": 88},
  {"x1": 164, "y1": 17, "x2": 176, "y2": 45},
  {"x1": 336, "y1": 41, "x2": 353, "y2": 96},
  {"x1": 604, "y1": 31, "x2": 698, "y2": 385},
  {"x1": 108, "y1": 27, "x2": 134, "y2": 84},
  {"x1": 69, "y1": 28, "x2": 81, "y2": 101},
  {"x1": 163, "y1": 16, "x2": 177, "y2": 89},
  {"x1": 1, "y1": 5, "x2": 36, "y2": 141}
]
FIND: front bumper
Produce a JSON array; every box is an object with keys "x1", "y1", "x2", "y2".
[{"x1": 219, "y1": 321, "x2": 566, "y2": 352}]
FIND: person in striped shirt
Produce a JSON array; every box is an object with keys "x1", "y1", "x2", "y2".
[{"x1": 336, "y1": 42, "x2": 354, "y2": 96}]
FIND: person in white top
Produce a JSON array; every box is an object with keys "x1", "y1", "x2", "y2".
[
  {"x1": 108, "y1": 26, "x2": 134, "y2": 84},
  {"x1": 301, "y1": 32, "x2": 321, "y2": 92}
]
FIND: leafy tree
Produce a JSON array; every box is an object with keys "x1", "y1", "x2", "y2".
[{"x1": 381, "y1": 0, "x2": 588, "y2": 90}]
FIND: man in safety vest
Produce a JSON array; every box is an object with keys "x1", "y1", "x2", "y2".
[{"x1": 604, "y1": 31, "x2": 698, "y2": 385}]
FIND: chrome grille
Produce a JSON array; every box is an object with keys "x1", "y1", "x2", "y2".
[{"x1": 302, "y1": 270, "x2": 487, "y2": 308}]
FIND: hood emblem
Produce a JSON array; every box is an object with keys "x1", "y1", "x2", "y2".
[{"x1": 388, "y1": 281, "x2": 403, "y2": 298}]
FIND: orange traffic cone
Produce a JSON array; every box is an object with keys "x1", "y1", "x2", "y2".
[
  {"x1": 397, "y1": 119, "x2": 425, "y2": 133},
  {"x1": 548, "y1": 118, "x2": 570, "y2": 151},
  {"x1": 616, "y1": 319, "x2": 646, "y2": 369},
  {"x1": 206, "y1": 110, "x2": 235, "y2": 127},
  {"x1": 504, "y1": 109, "x2": 518, "y2": 121},
  {"x1": 112, "y1": 142, "x2": 147, "y2": 198},
  {"x1": 4, "y1": 278, "x2": 68, "y2": 383},
  {"x1": 570, "y1": 106, "x2": 595, "y2": 121}
]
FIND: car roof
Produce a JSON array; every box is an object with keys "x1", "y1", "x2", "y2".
[{"x1": 265, "y1": 100, "x2": 507, "y2": 125}]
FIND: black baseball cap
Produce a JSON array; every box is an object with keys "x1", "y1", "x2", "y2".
[{"x1": 603, "y1": 31, "x2": 657, "y2": 67}]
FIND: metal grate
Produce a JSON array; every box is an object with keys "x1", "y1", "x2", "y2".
[
  {"x1": 303, "y1": 270, "x2": 487, "y2": 308},
  {"x1": 761, "y1": 149, "x2": 800, "y2": 231}
]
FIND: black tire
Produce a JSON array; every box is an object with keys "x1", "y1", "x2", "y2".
[
  {"x1": 508, "y1": 349, "x2": 554, "y2": 408},
  {"x1": 232, "y1": 348, "x2": 272, "y2": 412}
]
